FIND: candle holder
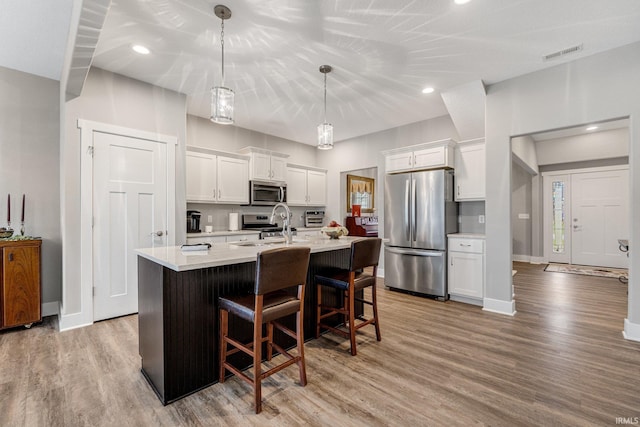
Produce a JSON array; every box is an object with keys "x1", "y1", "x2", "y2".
[
  {"x1": 20, "y1": 221, "x2": 24, "y2": 236},
  {"x1": 0, "y1": 222, "x2": 13, "y2": 238}
]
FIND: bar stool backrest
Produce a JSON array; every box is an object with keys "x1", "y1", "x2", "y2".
[
  {"x1": 349, "y1": 238, "x2": 382, "y2": 272},
  {"x1": 255, "y1": 247, "x2": 311, "y2": 295}
]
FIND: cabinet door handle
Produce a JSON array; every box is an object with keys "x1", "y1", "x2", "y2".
[
  {"x1": 450, "y1": 257, "x2": 453, "y2": 266},
  {"x1": 218, "y1": 189, "x2": 221, "y2": 199},
  {"x1": 457, "y1": 185, "x2": 460, "y2": 197},
  {"x1": 8, "y1": 252, "x2": 13, "y2": 262},
  {"x1": 459, "y1": 243, "x2": 472, "y2": 247},
  {"x1": 409, "y1": 155, "x2": 412, "y2": 166}
]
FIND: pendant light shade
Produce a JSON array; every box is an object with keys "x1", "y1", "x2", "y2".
[
  {"x1": 317, "y1": 65, "x2": 334, "y2": 150},
  {"x1": 211, "y1": 5, "x2": 234, "y2": 125}
]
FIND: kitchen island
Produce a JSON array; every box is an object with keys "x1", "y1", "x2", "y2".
[{"x1": 136, "y1": 237, "x2": 357, "y2": 404}]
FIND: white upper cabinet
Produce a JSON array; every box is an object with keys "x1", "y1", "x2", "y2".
[
  {"x1": 186, "y1": 151, "x2": 217, "y2": 202},
  {"x1": 240, "y1": 147, "x2": 289, "y2": 182},
  {"x1": 286, "y1": 164, "x2": 327, "y2": 206},
  {"x1": 454, "y1": 138, "x2": 485, "y2": 201},
  {"x1": 383, "y1": 139, "x2": 455, "y2": 173},
  {"x1": 217, "y1": 156, "x2": 249, "y2": 203},
  {"x1": 186, "y1": 147, "x2": 249, "y2": 204}
]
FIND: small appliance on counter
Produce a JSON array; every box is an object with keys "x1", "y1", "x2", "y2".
[
  {"x1": 304, "y1": 210, "x2": 325, "y2": 228},
  {"x1": 187, "y1": 210, "x2": 202, "y2": 233},
  {"x1": 345, "y1": 216, "x2": 378, "y2": 237},
  {"x1": 228, "y1": 213, "x2": 239, "y2": 231}
]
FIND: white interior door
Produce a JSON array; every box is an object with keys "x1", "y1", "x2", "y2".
[
  {"x1": 93, "y1": 131, "x2": 169, "y2": 321},
  {"x1": 571, "y1": 169, "x2": 628, "y2": 268}
]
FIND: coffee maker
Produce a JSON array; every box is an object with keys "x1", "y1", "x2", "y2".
[{"x1": 187, "y1": 210, "x2": 202, "y2": 233}]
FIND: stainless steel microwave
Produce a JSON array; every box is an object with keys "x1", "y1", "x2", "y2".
[{"x1": 249, "y1": 180, "x2": 287, "y2": 206}]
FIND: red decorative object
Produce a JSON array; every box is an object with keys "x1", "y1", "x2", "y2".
[{"x1": 352, "y1": 204, "x2": 361, "y2": 217}]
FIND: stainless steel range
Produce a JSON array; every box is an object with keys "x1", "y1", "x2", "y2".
[{"x1": 241, "y1": 214, "x2": 297, "y2": 239}]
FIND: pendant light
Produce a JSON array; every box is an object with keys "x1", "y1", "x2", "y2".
[
  {"x1": 211, "y1": 5, "x2": 234, "y2": 125},
  {"x1": 317, "y1": 65, "x2": 334, "y2": 150}
]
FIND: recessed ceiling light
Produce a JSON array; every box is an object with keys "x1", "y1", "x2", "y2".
[
  {"x1": 422, "y1": 87, "x2": 435, "y2": 94},
  {"x1": 454, "y1": 0, "x2": 472, "y2": 4},
  {"x1": 132, "y1": 44, "x2": 150, "y2": 55},
  {"x1": 586, "y1": 126, "x2": 598, "y2": 131}
]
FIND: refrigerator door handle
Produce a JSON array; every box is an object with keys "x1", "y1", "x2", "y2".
[
  {"x1": 412, "y1": 178, "x2": 417, "y2": 242},
  {"x1": 386, "y1": 247, "x2": 444, "y2": 257},
  {"x1": 405, "y1": 179, "x2": 411, "y2": 241}
]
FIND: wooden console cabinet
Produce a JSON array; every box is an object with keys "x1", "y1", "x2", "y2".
[{"x1": 0, "y1": 239, "x2": 42, "y2": 329}]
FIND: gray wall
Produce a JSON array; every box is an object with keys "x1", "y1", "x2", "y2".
[
  {"x1": 536, "y1": 127, "x2": 628, "y2": 165},
  {"x1": 511, "y1": 161, "x2": 532, "y2": 257},
  {"x1": 485, "y1": 41, "x2": 640, "y2": 328},
  {"x1": 0, "y1": 66, "x2": 62, "y2": 306},
  {"x1": 62, "y1": 68, "x2": 187, "y2": 318}
]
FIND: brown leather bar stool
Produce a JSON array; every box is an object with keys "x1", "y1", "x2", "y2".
[
  {"x1": 315, "y1": 237, "x2": 382, "y2": 356},
  {"x1": 218, "y1": 246, "x2": 311, "y2": 414}
]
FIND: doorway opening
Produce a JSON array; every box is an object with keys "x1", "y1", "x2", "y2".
[{"x1": 511, "y1": 117, "x2": 630, "y2": 269}]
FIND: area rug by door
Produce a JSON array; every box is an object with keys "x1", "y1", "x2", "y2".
[{"x1": 544, "y1": 263, "x2": 627, "y2": 279}]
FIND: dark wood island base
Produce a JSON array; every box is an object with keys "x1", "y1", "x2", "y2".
[{"x1": 138, "y1": 248, "x2": 351, "y2": 404}]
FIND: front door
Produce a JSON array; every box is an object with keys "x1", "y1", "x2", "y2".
[
  {"x1": 92, "y1": 131, "x2": 169, "y2": 321},
  {"x1": 571, "y1": 169, "x2": 629, "y2": 268}
]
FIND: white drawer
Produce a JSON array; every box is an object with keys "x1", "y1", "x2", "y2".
[{"x1": 448, "y1": 237, "x2": 484, "y2": 254}]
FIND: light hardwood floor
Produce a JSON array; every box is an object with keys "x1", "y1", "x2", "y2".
[{"x1": 1, "y1": 262, "x2": 639, "y2": 426}]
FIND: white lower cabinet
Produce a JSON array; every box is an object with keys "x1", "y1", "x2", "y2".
[{"x1": 448, "y1": 235, "x2": 485, "y2": 306}]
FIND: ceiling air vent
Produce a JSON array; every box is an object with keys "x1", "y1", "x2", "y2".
[{"x1": 542, "y1": 44, "x2": 583, "y2": 62}]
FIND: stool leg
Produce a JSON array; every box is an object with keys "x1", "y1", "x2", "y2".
[
  {"x1": 348, "y1": 287, "x2": 357, "y2": 356},
  {"x1": 316, "y1": 283, "x2": 322, "y2": 338},
  {"x1": 372, "y1": 283, "x2": 381, "y2": 341},
  {"x1": 266, "y1": 322, "x2": 274, "y2": 361},
  {"x1": 219, "y1": 309, "x2": 228, "y2": 383},
  {"x1": 343, "y1": 291, "x2": 349, "y2": 327},
  {"x1": 296, "y1": 310, "x2": 307, "y2": 386},
  {"x1": 253, "y1": 299, "x2": 263, "y2": 414}
]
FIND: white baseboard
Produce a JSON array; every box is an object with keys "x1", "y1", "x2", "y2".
[
  {"x1": 512, "y1": 255, "x2": 546, "y2": 264},
  {"x1": 377, "y1": 268, "x2": 384, "y2": 278},
  {"x1": 58, "y1": 309, "x2": 93, "y2": 332},
  {"x1": 623, "y1": 318, "x2": 640, "y2": 342},
  {"x1": 482, "y1": 298, "x2": 516, "y2": 316},
  {"x1": 42, "y1": 301, "x2": 59, "y2": 317}
]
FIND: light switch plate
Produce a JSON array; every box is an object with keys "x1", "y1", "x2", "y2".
[
  {"x1": 518, "y1": 213, "x2": 530, "y2": 220},
  {"x1": 478, "y1": 215, "x2": 485, "y2": 224}
]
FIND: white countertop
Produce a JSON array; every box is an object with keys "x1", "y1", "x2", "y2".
[
  {"x1": 137, "y1": 236, "x2": 358, "y2": 272},
  {"x1": 447, "y1": 233, "x2": 486, "y2": 239},
  {"x1": 187, "y1": 230, "x2": 260, "y2": 237}
]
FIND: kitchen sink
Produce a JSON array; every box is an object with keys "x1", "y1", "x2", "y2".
[
  {"x1": 229, "y1": 241, "x2": 280, "y2": 247},
  {"x1": 229, "y1": 238, "x2": 314, "y2": 247}
]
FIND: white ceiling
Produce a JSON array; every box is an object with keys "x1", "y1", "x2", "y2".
[{"x1": 3, "y1": 1, "x2": 640, "y2": 146}]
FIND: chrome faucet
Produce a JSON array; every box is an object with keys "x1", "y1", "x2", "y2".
[{"x1": 270, "y1": 202, "x2": 293, "y2": 244}]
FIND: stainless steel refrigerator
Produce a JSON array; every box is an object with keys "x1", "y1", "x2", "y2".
[{"x1": 384, "y1": 169, "x2": 458, "y2": 299}]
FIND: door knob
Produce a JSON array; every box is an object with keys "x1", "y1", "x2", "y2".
[{"x1": 151, "y1": 231, "x2": 164, "y2": 237}]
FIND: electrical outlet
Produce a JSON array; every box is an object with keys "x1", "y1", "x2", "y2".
[
  {"x1": 208, "y1": 215, "x2": 213, "y2": 223},
  {"x1": 479, "y1": 215, "x2": 485, "y2": 224}
]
